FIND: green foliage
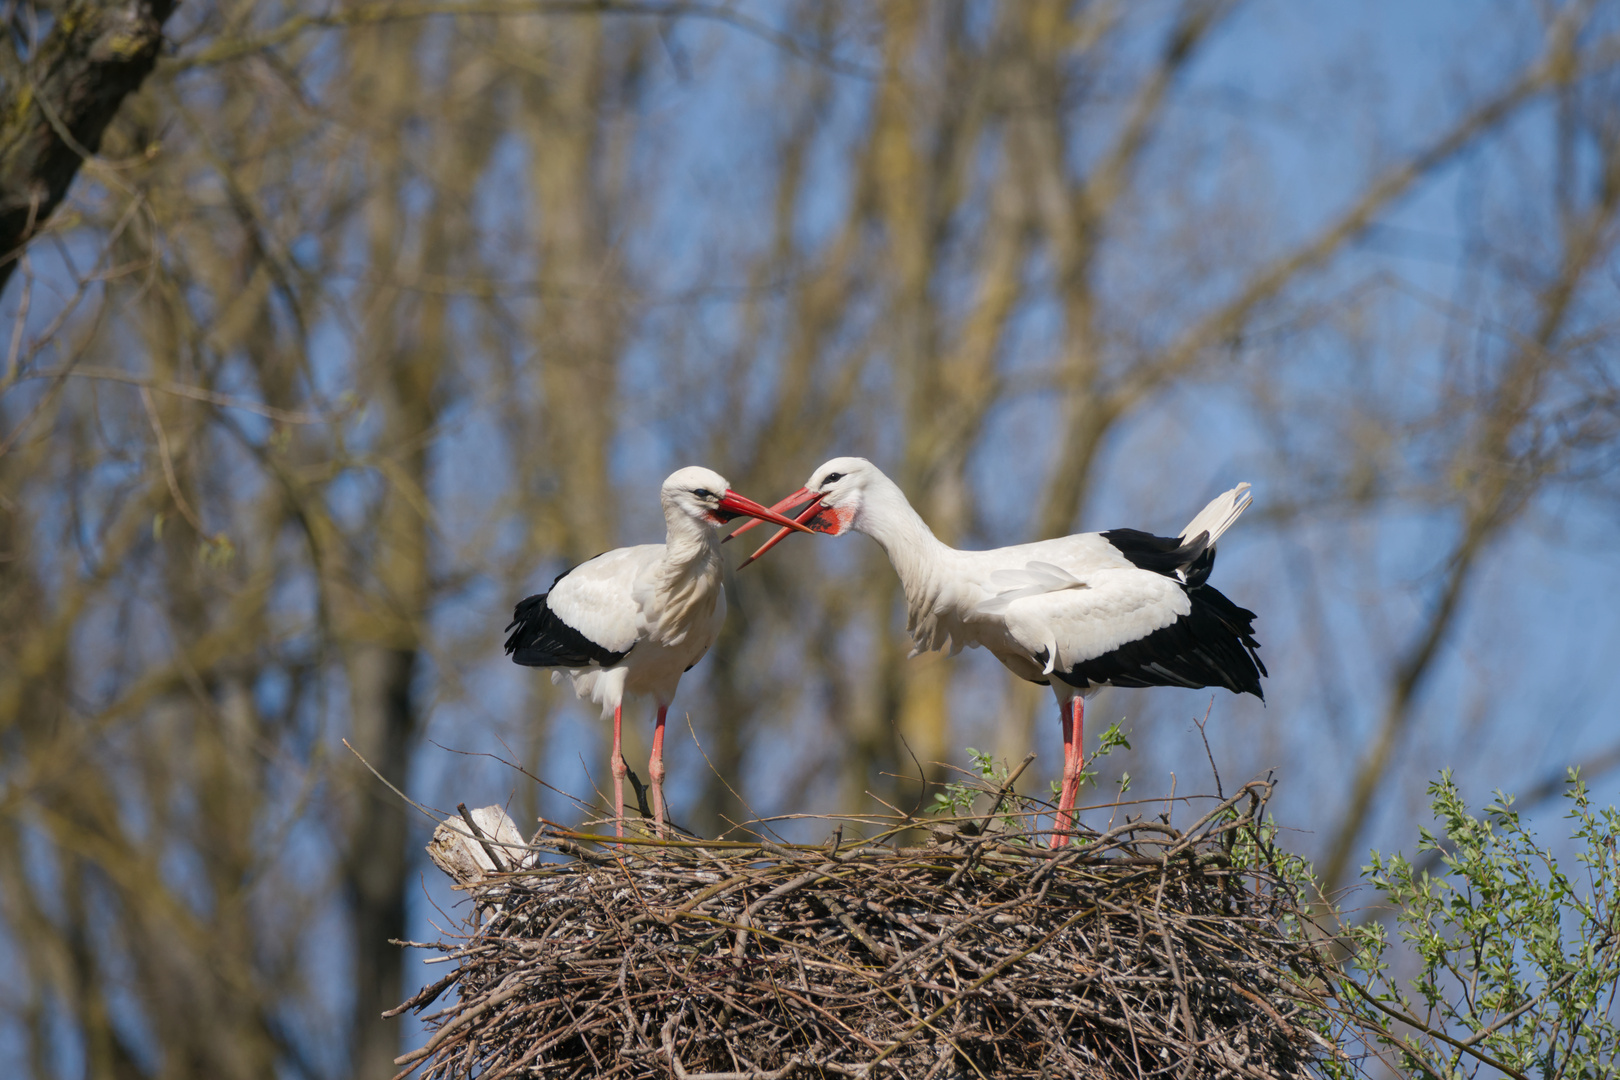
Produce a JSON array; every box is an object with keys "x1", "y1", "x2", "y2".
[
  {"x1": 929, "y1": 747, "x2": 1036, "y2": 838},
  {"x1": 1339, "y1": 769, "x2": 1620, "y2": 1079},
  {"x1": 931, "y1": 724, "x2": 1132, "y2": 824},
  {"x1": 930, "y1": 747, "x2": 1003, "y2": 818},
  {"x1": 930, "y1": 727, "x2": 1133, "y2": 841}
]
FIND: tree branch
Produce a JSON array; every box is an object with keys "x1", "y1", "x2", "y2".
[{"x1": 177, "y1": 1, "x2": 879, "y2": 80}]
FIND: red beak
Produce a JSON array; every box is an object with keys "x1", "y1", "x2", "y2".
[
  {"x1": 726, "y1": 488, "x2": 820, "y2": 541},
  {"x1": 731, "y1": 488, "x2": 829, "y2": 568},
  {"x1": 715, "y1": 489, "x2": 816, "y2": 534}
]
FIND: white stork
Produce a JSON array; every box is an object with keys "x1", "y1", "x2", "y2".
[
  {"x1": 505, "y1": 466, "x2": 811, "y2": 837},
  {"x1": 733, "y1": 457, "x2": 1264, "y2": 847}
]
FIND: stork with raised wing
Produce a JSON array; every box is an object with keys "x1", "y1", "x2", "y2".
[
  {"x1": 505, "y1": 467, "x2": 811, "y2": 837},
  {"x1": 733, "y1": 458, "x2": 1264, "y2": 846}
]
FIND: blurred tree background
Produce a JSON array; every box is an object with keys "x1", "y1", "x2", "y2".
[{"x1": 2, "y1": 0, "x2": 1619, "y2": 1076}]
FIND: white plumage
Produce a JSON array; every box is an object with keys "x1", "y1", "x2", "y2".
[
  {"x1": 505, "y1": 466, "x2": 809, "y2": 837},
  {"x1": 736, "y1": 458, "x2": 1264, "y2": 847}
]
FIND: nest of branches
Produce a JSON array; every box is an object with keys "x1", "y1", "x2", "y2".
[{"x1": 393, "y1": 780, "x2": 1345, "y2": 1080}]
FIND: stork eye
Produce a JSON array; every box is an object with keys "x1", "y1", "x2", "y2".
[
  {"x1": 692, "y1": 488, "x2": 715, "y2": 500},
  {"x1": 822, "y1": 472, "x2": 844, "y2": 485}
]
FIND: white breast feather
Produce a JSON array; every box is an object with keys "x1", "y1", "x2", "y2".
[
  {"x1": 558, "y1": 666, "x2": 630, "y2": 718},
  {"x1": 631, "y1": 547, "x2": 724, "y2": 647},
  {"x1": 904, "y1": 560, "x2": 977, "y2": 657}
]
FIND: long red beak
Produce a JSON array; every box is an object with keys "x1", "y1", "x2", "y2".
[
  {"x1": 715, "y1": 489, "x2": 815, "y2": 534},
  {"x1": 732, "y1": 488, "x2": 828, "y2": 568},
  {"x1": 726, "y1": 488, "x2": 819, "y2": 541}
]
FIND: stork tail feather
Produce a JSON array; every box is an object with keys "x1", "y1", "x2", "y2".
[{"x1": 1178, "y1": 482, "x2": 1252, "y2": 548}]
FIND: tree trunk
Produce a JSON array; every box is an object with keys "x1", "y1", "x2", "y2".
[{"x1": 0, "y1": 0, "x2": 177, "y2": 296}]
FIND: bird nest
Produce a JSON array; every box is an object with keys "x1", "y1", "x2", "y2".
[{"x1": 392, "y1": 781, "x2": 1348, "y2": 1080}]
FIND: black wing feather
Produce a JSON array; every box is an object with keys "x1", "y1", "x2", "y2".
[
  {"x1": 1053, "y1": 580, "x2": 1266, "y2": 699},
  {"x1": 1101, "y1": 527, "x2": 1216, "y2": 586},
  {"x1": 504, "y1": 564, "x2": 632, "y2": 670}
]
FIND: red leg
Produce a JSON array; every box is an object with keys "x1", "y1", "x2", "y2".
[
  {"x1": 1069, "y1": 695, "x2": 1085, "y2": 805},
  {"x1": 649, "y1": 705, "x2": 669, "y2": 837},
  {"x1": 1058, "y1": 710, "x2": 1075, "y2": 820},
  {"x1": 610, "y1": 702, "x2": 627, "y2": 839},
  {"x1": 1052, "y1": 695, "x2": 1085, "y2": 849}
]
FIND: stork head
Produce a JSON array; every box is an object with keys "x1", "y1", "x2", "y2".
[
  {"x1": 792, "y1": 456, "x2": 877, "y2": 536},
  {"x1": 730, "y1": 456, "x2": 884, "y2": 566},
  {"x1": 660, "y1": 466, "x2": 815, "y2": 534}
]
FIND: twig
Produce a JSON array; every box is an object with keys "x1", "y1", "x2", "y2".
[
  {"x1": 382, "y1": 969, "x2": 461, "y2": 1018},
  {"x1": 19, "y1": 365, "x2": 326, "y2": 424},
  {"x1": 966, "y1": 751, "x2": 1037, "y2": 836},
  {"x1": 140, "y1": 386, "x2": 209, "y2": 537},
  {"x1": 457, "y1": 802, "x2": 509, "y2": 874},
  {"x1": 1340, "y1": 976, "x2": 1531, "y2": 1080}
]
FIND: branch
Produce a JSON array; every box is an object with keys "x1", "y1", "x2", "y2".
[
  {"x1": 177, "y1": 1, "x2": 878, "y2": 80},
  {"x1": 14, "y1": 365, "x2": 327, "y2": 425},
  {"x1": 1114, "y1": 10, "x2": 1608, "y2": 417},
  {"x1": 138, "y1": 386, "x2": 211, "y2": 537},
  {"x1": 1340, "y1": 976, "x2": 1532, "y2": 1080}
]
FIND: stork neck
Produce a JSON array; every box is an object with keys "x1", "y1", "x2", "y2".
[
  {"x1": 859, "y1": 482, "x2": 954, "y2": 599},
  {"x1": 660, "y1": 504, "x2": 724, "y2": 571}
]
